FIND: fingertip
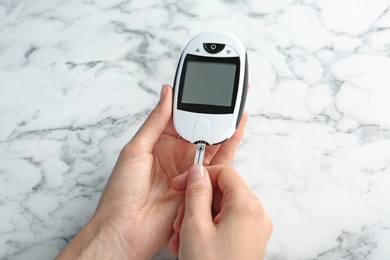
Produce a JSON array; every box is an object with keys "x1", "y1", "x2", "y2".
[
  {"x1": 160, "y1": 84, "x2": 172, "y2": 101},
  {"x1": 160, "y1": 84, "x2": 167, "y2": 100},
  {"x1": 188, "y1": 164, "x2": 205, "y2": 180},
  {"x1": 157, "y1": 84, "x2": 172, "y2": 110},
  {"x1": 243, "y1": 110, "x2": 248, "y2": 121}
]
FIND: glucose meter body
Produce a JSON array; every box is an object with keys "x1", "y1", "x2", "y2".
[{"x1": 173, "y1": 31, "x2": 248, "y2": 145}]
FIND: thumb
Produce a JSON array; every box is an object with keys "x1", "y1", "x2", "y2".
[
  {"x1": 183, "y1": 164, "x2": 213, "y2": 224},
  {"x1": 129, "y1": 85, "x2": 172, "y2": 152}
]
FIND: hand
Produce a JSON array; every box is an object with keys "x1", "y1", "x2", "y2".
[
  {"x1": 56, "y1": 85, "x2": 248, "y2": 259},
  {"x1": 169, "y1": 164, "x2": 272, "y2": 259}
]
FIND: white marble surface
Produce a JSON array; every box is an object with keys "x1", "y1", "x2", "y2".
[{"x1": 1, "y1": 0, "x2": 390, "y2": 259}]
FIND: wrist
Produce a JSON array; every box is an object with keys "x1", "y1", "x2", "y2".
[{"x1": 56, "y1": 215, "x2": 143, "y2": 260}]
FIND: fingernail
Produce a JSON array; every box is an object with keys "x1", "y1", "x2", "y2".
[
  {"x1": 160, "y1": 85, "x2": 167, "y2": 100},
  {"x1": 189, "y1": 164, "x2": 205, "y2": 180}
]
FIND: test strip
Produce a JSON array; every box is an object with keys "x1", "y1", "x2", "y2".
[{"x1": 194, "y1": 141, "x2": 206, "y2": 165}]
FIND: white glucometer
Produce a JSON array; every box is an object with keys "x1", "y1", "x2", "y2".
[{"x1": 173, "y1": 31, "x2": 248, "y2": 146}]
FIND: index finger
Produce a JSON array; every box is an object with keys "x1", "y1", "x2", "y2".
[
  {"x1": 206, "y1": 165, "x2": 263, "y2": 223},
  {"x1": 208, "y1": 111, "x2": 248, "y2": 165}
]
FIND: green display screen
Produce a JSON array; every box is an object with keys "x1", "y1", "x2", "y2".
[{"x1": 181, "y1": 61, "x2": 236, "y2": 107}]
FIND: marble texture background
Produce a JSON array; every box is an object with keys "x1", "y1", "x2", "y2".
[{"x1": 1, "y1": 0, "x2": 390, "y2": 259}]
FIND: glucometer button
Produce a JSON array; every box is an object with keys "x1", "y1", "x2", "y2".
[
  {"x1": 203, "y1": 43, "x2": 225, "y2": 54},
  {"x1": 193, "y1": 119, "x2": 210, "y2": 142},
  {"x1": 195, "y1": 119, "x2": 210, "y2": 129}
]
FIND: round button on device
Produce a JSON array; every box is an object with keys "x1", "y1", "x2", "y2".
[{"x1": 203, "y1": 43, "x2": 225, "y2": 54}]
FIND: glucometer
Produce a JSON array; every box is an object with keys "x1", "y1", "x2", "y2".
[{"x1": 172, "y1": 31, "x2": 248, "y2": 164}]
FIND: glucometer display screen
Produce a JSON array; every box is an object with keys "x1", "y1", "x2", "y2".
[
  {"x1": 182, "y1": 61, "x2": 236, "y2": 107},
  {"x1": 178, "y1": 54, "x2": 240, "y2": 114}
]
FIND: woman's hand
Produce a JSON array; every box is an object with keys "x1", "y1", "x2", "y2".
[
  {"x1": 169, "y1": 164, "x2": 272, "y2": 260},
  {"x1": 56, "y1": 85, "x2": 248, "y2": 259}
]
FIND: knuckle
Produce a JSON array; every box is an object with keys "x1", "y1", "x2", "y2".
[
  {"x1": 119, "y1": 142, "x2": 137, "y2": 158},
  {"x1": 235, "y1": 193, "x2": 265, "y2": 217},
  {"x1": 207, "y1": 164, "x2": 235, "y2": 175},
  {"x1": 250, "y1": 198, "x2": 265, "y2": 215},
  {"x1": 186, "y1": 185, "x2": 210, "y2": 199},
  {"x1": 220, "y1": 164, "x2": 236, "y2": 173},
  {"x1": 184, "y1": 217, "x2": 209, "y2": 235}
]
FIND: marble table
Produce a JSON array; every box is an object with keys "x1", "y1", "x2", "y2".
[{"x1": 1, "y1": 0, "x2": 390, "y2": 259}]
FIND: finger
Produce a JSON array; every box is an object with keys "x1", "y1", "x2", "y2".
[
  {"x1": 207, "y1": 164, "x2": 255, "y2": 220},
  {"x1": 173, "y1": 163, "x2": 247, "y2": 193},
  {"x1": 173, "y1": 165, "x2": 248, "y2": 195},
  {"x1": 207, "y1": 165, "x2": 266, "y2": 225},
  {"x1": 209, "y1": 111, "x2": 248, "y2": 165},
  {"x1": 183, "y1": 164, "x2": 213, "y2": 226},
  {"x1": 264, "y1": 213, "x2": 273, "y2": 239},
  {"x1": 171, "y1": 171, "x2": 189, "y2": 192},
  {"x1": 172, "y1": 170, "x2": 225, "y2": 222},
  {"x1": 206, "y1": 165, "x2": 248, "y2": 195},
  {"x1": 168, "y1": 231, "x2": 179, "y2": 255},
  {"x1": 128, "y1": 85, "x2": 173, "y2": 153},
  {"x1": 209, "y1": 80, "x2": 250, "y2": 165},
  {"x1": 174, "y1": 202, "x2": 185, "y2": 233},
  {"x1": 212, "y1": 188, "x2": 223, "y2": 218},
  {"x1": 168, "y1": 202, "x2": 185, "y2": 255}
]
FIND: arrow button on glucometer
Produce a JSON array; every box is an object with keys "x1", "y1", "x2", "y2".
[{"x1": 203, "y1": 43, "x2": 225, "y2": 54}]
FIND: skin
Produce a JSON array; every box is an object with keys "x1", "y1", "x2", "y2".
[
  {"x1": 169, "y1": 164, "x2": 273, "y2": 259},
  {"x1": 55, "y1": 85, "x2": 249, "y2": 259}
]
